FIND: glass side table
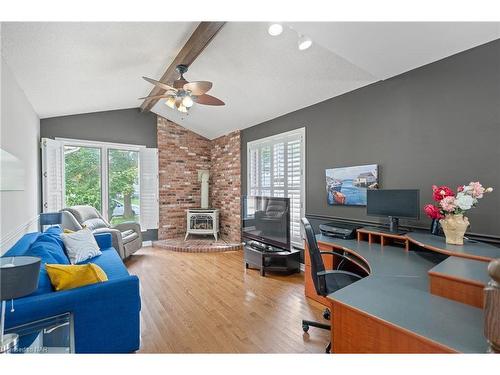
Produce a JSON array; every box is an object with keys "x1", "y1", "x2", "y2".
[{"x1": 4, "y1": 312, "x2": 74, "y2": 354}]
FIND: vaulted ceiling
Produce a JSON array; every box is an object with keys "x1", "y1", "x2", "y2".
[{"x1": 2, "y1": 22, "x2": 499, "y2": 139}]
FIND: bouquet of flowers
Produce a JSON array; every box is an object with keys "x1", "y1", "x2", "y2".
[
  {"x1": 424, "y1": 182, "x2": 493, "y2": 219},
  {"x1": 424, "y1": 182, "x2": 493, "y2": 244}
]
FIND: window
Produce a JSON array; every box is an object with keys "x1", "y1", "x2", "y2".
[
  {"x1": 41, "y1": 138, "x2": 159, "y2": 230},
  {"x1": 107, "y1": 149, "x2": 140, "y2": 225},
  {"x1": 247, "y1": 128, "x2": 305, "y2": 246},
  {"x1": 64, "y1": 145, "x2": 102, "y2": 211}
]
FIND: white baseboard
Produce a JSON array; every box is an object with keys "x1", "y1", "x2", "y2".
[{"x1": 142, "y1": 240, "x2": 152, "y2": 247}]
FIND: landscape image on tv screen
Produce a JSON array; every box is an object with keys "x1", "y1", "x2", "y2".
[{"x1": 325, "y1": 164, "x2": 378, "y2": 206}]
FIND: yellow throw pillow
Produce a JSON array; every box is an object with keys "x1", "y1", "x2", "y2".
[
  {"x1": 63, "y1": 224, "x2": 87, "y2": 234},
  {"x1": 46, "y1": 264, "x2": 108, "y2": 291}
]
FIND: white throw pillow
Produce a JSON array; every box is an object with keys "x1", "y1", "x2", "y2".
[{"x1": 61, "y1": 228, "x2": 102, "y2": 264}]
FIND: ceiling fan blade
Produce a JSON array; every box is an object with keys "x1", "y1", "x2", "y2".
[
  {"x1": 142, "y1": 77, "x2": 177, "y2": 92},
  {"x1": 137, "y1": 93, "x2": 175, "y2": 100},
  {"x1": 195, "y1": 94, "x2": 225, "y2": 106},
  {"x1": 183, "y1": 81, "x2": 213, "y2": 95}
]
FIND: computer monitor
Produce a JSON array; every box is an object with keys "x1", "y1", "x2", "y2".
[{"x1": 367, "y1": 189, "x2": 420, "y2": 233}]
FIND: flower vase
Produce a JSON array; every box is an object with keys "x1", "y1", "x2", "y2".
[{"x1": 440, "y1": 214, "x2": 469, "y2": 245}]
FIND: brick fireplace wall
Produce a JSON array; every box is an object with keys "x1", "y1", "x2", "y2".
[
  {"x1": 157, "y1": 116, "x2": 241, "y2": 242},
  {"x1": 157, "y1": 117, "x2": 211, "y2": 239},
  {"x1": 210, "y1": 130, "x2": 241, "y2": 243}
]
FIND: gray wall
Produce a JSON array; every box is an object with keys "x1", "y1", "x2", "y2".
[
  {"x1": 40, "y1": 107, "x2": 157, "y2": 147},
  {"x1": 241, "y1": 40, "x2": 500, "y2": 239},
  {"x1": 41, "y1": 107, "x2": 158, "y2": 241}
]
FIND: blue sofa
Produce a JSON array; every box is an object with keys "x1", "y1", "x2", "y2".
[{"x1": 2, "y1": 226, "x2": 141, "y2": 353}]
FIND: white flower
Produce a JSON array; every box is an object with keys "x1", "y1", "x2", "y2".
[
  {"x1": 486, "y1": 187, "x2": 494, "y2": 193},
  {"x1": 455, "y1": 192, "x2": 475, "y2": 210}
]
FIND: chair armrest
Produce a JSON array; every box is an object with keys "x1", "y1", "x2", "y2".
[
  {"x1": 92, "y1": 228, "x2": 125, "y2": 258},
  {"x1": 93, "y1": 233, "x2": 112, "y2": 249},
  {"x1": 317, "y1": 270, "x2": 363, "y2": 280},
  {"x1": 112, "y1": 222, "x2": 141, "y2": 234}
]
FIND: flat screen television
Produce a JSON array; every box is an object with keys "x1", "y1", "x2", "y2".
[
  {"x1": 242, "y1": 196, "x2": 290, "y2": 250},
  {"x1": 367, "y1": 189, "x2": 420, "y2": 233}
]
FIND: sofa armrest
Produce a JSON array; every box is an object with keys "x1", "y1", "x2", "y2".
[
  {"x1": 94, "y1": 233, "x2": 112, "y2": 249},
  {"x1": 6, "y1": 275, "x2": 141, "y2": 353}
]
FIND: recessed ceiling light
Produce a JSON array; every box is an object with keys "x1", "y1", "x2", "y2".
[
  {"x1": 268, "y1": 23, "x2": 283, "y2": 36},
  {"x1": 298, "y1": 35, "x2": 312, "y2": 51}
]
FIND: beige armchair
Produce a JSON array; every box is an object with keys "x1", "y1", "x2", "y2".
[{"x1": 60, "y1": 205, "x2": 142, "y2": 259}]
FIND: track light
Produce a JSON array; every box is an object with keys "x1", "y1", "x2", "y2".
[
  {"x1": 298, "y1": 35, "x2": 312, "y2": 51},
  {"x1": 268, "y1": 23, "x2": 283, "y2": 36}
]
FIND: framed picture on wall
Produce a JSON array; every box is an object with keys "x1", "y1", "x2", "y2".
[{"x1": 325, "y1": 164, "x2": 378, "y2": 206}]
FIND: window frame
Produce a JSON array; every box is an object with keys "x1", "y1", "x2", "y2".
[
  {"x1": 57, "y1": 138, "x2": 145, "y2": 224},
  {"x1": 246, "y1": 127, "x2": 306, "y2": 247}
]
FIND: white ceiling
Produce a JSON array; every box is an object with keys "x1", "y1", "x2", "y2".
[
  {"x1": 1, "y1": 22, "x2": 198, "y2": 117},
  {"x1": 2, "y1": 22, "x2": 499, "y2": 139}
]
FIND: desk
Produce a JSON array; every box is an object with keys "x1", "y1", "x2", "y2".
[{"x1": 305, "y1": 232, "x2": 500, "y2": 353}]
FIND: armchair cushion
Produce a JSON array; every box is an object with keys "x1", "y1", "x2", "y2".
[{"x1": 82, "y1": 218, "x2": 109, "y2": 231}]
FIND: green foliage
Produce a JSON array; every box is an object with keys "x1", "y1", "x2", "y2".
[
  {"x1": 64, "y1": 147, "x2": 102, "y2": 210},
  {"x1": 108, "y1": 149, "x2": 139, "y2": 219},
  {"x1": 64, "y1": 147, "x2": 139, "y2": 220}
]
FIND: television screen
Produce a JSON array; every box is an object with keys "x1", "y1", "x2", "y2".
[
  {"x1": 242, "y1": 196, "x2": 290, "y2": 250},
  {"x1": 367, "y1": 189, "x2": 420, "y2": 219},
  {"x1": 325, "y1": 164, "x2": 378, "y2": 206}
]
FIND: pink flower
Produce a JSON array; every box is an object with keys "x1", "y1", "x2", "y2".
[
  {"x1": 467, "y1": 181, "x2": 485, "y2": 199},
  {"x1": 424, "y1": 204, "x2": 444, "y2": 219},
  {"x1": 432, "y1": 185, "x2": 455, "y2": 202},
  {"x1": 457, "y1": 185, "x2": 464, "y2": 192},
  {"x1": 440, "y1": 196, "x2": 457, "y2": 212}
]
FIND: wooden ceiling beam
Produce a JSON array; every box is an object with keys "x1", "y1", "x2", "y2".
[{"x1": 140, "y1": 22, "x2": 225, "y2": 112}]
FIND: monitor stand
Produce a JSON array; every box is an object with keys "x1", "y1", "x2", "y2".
[{"x1": 387, "y1": 216, "x2": 406, "y2": 235}]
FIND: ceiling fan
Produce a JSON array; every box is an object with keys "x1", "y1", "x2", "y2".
[{"x1": 140, "y1": 64, "x2": 225, "y2": 113}]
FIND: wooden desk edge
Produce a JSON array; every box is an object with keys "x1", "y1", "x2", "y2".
[
  {"x1": 427, "y1": 270, "x2": 487, "y2": 288},
  {"x1": 407, "y1": 237, "x2": 494, "y2": 262},
  {"x1": 330, "y1": 298, "x2": 459, "y2": 353}
]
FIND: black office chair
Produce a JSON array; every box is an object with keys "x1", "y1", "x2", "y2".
[{"x1": 301, "y1": 217, "x2": 365, "y2": 353}]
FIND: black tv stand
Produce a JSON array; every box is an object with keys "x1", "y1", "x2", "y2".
[{"x1": 243, "y1": 240, "x2": 300, "y2": 277}]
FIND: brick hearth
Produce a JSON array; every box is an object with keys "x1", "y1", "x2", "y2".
[{"x1": 153, "y1": 237, "x2": 243, "y2": 253}]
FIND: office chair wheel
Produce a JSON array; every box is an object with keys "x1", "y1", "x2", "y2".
[
  {"x1": 302, "y1": 323, "x2": 310, "y2": 333},
  {"x1": 323, "y1": 309, "x2": 331, "y2": 320}
]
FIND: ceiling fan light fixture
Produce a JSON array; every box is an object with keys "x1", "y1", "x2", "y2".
[
  {"x1": 165, "y1": 96, "x2": 176, "y2": 109},
  {"x1": 298, "y1": 35, "x2": 312, "y2": 51},
  {"x1": 268, "y1": 23, "x2": 283, "y2": 36},
  {"x1": 177, "y1": 104, "x2": 188, "y2": 113},
  {"x1": 182, "y1": 95, "x2": 194, "y2": 108}
]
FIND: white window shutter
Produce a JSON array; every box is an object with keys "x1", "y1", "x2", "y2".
[
  {"x1": 247, "y1": 128, "x2": 305, "y2": 246},
  {"x1": 41, "y1": 138, "x2": 63, "y2": 212},
  {"x1": 140, "y1": 148, "x2": 159, "y2": 230}
]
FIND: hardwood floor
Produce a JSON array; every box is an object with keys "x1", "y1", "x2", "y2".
[{"x1": 125, "y1": 247, "x2": 330, "y2": 353}]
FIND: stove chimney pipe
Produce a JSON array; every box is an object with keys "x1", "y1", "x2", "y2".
[{"x1": 198, "y1": 170, "x2": 210, "y2": 209}]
